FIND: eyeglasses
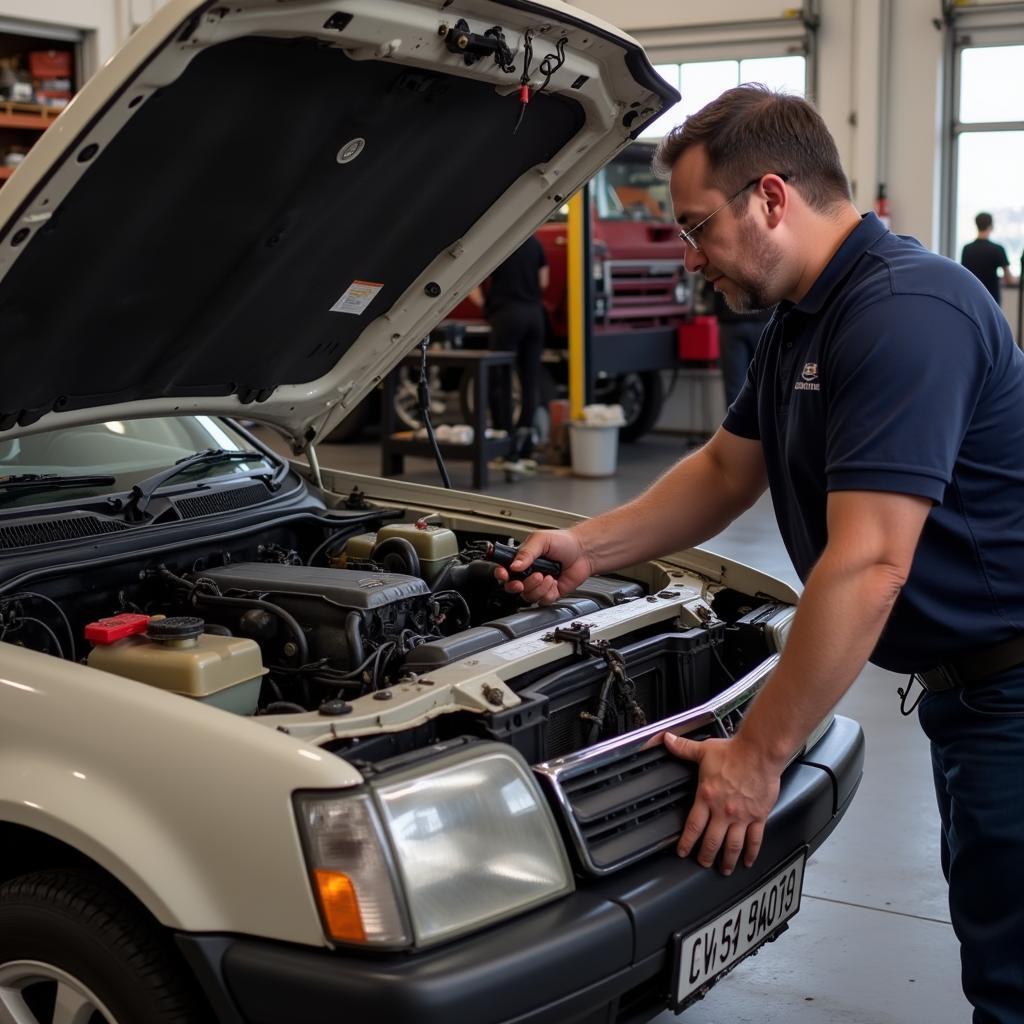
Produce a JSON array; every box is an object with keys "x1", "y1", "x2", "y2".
[{"x1": 678, "y1": 173, "x2": 789, "y2": 252}]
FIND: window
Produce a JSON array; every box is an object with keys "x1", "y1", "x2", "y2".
[
  {"x1": 640, "y1": 55, "x2": 806, "y2": 140},
  {"x1": 595, "y1": 152, "x2": 673, "y2": 222},
  {"x1": 952, "y1": 43, "x2": 1024, "y2": 273}
]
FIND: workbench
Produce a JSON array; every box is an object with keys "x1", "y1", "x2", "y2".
[{"x1": 380, "y1": 348, "x2": 515, "y2": 490}]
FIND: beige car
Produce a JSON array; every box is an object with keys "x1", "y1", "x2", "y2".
[{"x1": 0, "y1": 3, "x2": 862, "y2": 1023}]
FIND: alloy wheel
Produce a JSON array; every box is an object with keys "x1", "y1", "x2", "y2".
[{"x1": 0, "y1": 960, "x2": 119, "y2": 1024}]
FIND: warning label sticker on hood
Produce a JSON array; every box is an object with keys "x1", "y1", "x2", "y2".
[{"x1": 330, "y1": 280, "x2": 384, "y2": 315}]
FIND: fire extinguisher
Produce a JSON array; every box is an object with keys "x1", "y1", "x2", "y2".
[{"x1": 875, "y1": 184, "x2": 892, "y2": 230}]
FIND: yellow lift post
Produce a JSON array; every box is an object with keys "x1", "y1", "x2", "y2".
[{"x1": 565, "y1": 182, "x2": 594, "y2": 420}]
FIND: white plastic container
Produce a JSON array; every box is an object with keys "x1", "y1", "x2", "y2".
[
  {"x1": 87, "y1": 616, "x2": 266, "y2": 714},
  {"x1": 569, "y1": 422, "x2": 620, "y2": 477}
]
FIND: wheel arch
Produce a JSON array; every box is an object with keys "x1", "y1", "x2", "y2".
[{"x1": 0, "y1": 821, "x2": 97, "y2": 885}]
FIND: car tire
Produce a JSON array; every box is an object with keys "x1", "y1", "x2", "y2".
[
  {"x1": 603, "y1": 371, "x2": 664, "y2": 441},
  {"x1": 458, "y1": 367, "x2": 524, "y2": 427},
  {"x1": 0, "y1": 869, "x2": 211, "y2": 1024},
  {"x1": 396, "y1": 365, "x2": 448, "y2": 430}
]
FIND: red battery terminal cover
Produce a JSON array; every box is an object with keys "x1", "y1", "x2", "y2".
[{"x1": 84, "y1": 613, "x2": 151, "y2": 645}]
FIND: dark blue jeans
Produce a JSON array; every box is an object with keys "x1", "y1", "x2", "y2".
[{"x1": 918, "y1": 666, "x2": 1024, "y2": 1023}]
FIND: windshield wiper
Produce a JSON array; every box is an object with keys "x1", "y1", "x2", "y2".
[
  {"x1": 124, "y1": 449, "x2": 275, "y2": 522},
  {"x1": 0, "y1": 473, "x2": 118, "y2": 505}
]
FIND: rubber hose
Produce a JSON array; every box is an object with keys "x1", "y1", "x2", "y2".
[
  {"x1": 345, "y1": 610, "x2": 365, "y2": 670},
  {"x1": 264, "y1": 701, "x2": 307, "y2": 715},
  {"x1": 192, "y1": 592, "x2": 308, "y2": 666},
  {"x1": 429, "y1": 558, "x2": 457, "y2": 593},
  {"x1": 371, "y1": 536, "x2": 421, "y2": 578},
  {"x1": 448, "y1": 560, "x2": 502, "y2": 592}
]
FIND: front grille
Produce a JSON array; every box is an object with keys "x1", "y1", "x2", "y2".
[
  {"x1": 172, "y1": 482, "x2": 270, "y2": 519},
  {"x1": 0, "y1": 513, "x2": 129, "y2": 550},
  {"x1": 535, "y1": 655, "x2": 778, "y2": 876},
  {"x1": 559, "y1": 744, "x2": 695, "y2": 872}
]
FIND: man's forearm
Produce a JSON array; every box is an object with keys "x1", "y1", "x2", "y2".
[
  {"x1": 569, "y1": 446, "x2": 758, "y2": 574},
  {"x1": 735, "y1": 550, "x2": 905, "y2": 769}
]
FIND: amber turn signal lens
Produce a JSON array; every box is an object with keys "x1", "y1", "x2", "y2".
[{"x1": 313, "y1": 869, "x2": 367, "y2": 942}]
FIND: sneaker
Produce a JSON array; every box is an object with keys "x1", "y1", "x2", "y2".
[{"x1": 491, "y1": 456, "x2": 537, "y2": 478}]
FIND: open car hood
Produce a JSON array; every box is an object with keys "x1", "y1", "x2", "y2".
[{"x1": 0, "y1": 0, "x2": 677, "y2": 449}]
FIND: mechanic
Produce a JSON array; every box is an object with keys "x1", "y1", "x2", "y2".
[
  {"x1": 497, "y1": 85, "x2": 1024, "y2": 1023},
  {"x1": 469, "y1": 233, "x2": 549, "y2": 472}
]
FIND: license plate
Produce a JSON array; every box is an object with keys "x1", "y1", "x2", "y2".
[{"x1": 673, "y1": 853, "x2": 805, "y2": 1007}]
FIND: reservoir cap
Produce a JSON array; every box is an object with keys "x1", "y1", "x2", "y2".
[
  {"x1": 147, "y1": 616, "x2": 205, "y2": 641},
  {"x1": 84, "y1": 613, "x2": 151, "y2": 645}
]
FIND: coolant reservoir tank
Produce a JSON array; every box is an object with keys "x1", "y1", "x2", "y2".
[
  {"x1": 375, "y1": 522, "x2": 459, "y2": 583},
  {"x1": 338, "y1": 532, "x2": 377, "y2": 564},
  {"x1": 86, "y1": 615, "x2": 266, "y2": 714}
]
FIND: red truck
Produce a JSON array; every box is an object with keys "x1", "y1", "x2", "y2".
[{"x1": 449, "y1": 140, "x2": 692, "y2": 440}]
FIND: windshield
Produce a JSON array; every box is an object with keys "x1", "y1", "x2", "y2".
[
  {"x1": 595, "y1": 159, "x2": 672, "y2": 223},
  {"x1": 546, "y1": 155, "x2": 674, "y2": 226},
  {"x1": 0, "y1": 416, "x2": 275, "y2": 509}
]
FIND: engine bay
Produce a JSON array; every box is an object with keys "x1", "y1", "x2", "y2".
[{"x1": 0, "y1": 494, "x2": 792, "y2": 765}]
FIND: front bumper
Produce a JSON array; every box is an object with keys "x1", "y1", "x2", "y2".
[{"x1": 178, "y1": 715, "x2": 863, "y2": 1024}]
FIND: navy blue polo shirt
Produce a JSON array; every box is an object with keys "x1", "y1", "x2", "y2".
[{"x1": 724, "y1": 213, "x2": 1024, "y2": 673}]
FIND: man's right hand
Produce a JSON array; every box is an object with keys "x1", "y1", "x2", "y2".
[{"x1": 494, "y1": 529, "x2": 594, "y2": 605}]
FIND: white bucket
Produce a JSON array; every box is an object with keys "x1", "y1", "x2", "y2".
[{"x1": 569, "y1": 422, "x2": 619, "y2": 477}]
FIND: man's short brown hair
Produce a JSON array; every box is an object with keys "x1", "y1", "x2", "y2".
[
  {"x1": 654, "y1": 84, "x2": 850, "y2": 213},
  {"x1": 976, "y1": 212, "x2": 993, "y2": 232}
]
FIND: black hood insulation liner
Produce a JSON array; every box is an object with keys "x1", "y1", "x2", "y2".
[{"x1": 0, "y1": 35, "x2": 584, "y2": 427}]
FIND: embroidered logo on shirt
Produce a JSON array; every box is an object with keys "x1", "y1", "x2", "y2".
[{"x1": 794, "y1": 362, "x2": 821, "y2": 391}]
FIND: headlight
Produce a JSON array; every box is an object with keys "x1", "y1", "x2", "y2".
[
  {"x1": 296, "y1": 792, "x2": 411, "y2": 947},
  {"x1": 296, "y1": 743, "x2": 574, "y2": 949}
]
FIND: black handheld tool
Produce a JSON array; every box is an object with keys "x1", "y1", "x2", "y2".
[{"x1": 478, "y1": 540, "x2": 562, "y2": 581}]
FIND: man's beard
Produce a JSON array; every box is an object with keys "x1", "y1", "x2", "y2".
[{"x1": 719, "y1": 215, "x2": 784, "y2": 312}]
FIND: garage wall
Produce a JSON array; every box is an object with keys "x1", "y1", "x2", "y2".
[
  {"x1": 581, "y1": 1, "x2": 812, "y2": 31},
  {"x1": 579, "y1": 0, "x2": 947, "y2": 250},
  {"x1": 1, "y1": 0, "x2": 955, "y2": 253},
  {"x1": 0, "y1": 0, "x2": 172, "y2": 77},
  {"x1": 1, "y1": 2, "x2": 121, "y2": 76}
]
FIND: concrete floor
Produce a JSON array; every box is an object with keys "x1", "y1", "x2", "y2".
[{"x1": 260, "y1": 426, "x2": 972, "y2": 1024}]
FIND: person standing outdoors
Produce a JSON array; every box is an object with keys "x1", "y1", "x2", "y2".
[
  {"x1": 497, "y1": 85, "x2": 1024, "y2": 1022},
  {"x1": 961, "y1": 211, "x2": 1018, "y2": 306},
  {"x1": 469, "y1": 234, "x2": 549, "y2": 469}
]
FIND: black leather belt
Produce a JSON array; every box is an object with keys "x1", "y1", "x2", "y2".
[{"x1": 916, "y1": 633, "x2": 1024, "y2": 692}]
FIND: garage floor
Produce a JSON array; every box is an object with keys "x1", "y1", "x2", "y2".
[{"x1": 260, "y1": 427, "x2": 972, "y2": 1024}]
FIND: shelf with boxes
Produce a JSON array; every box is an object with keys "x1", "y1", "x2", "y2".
[{"x1": 0, "y1": 41, "x2": 75, "y2": 183}]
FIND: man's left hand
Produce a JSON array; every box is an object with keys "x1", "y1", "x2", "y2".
[{"x1": 663, "y1": 732, "x2": 783, "y2": 875}]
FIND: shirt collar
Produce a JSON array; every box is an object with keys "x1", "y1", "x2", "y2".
[{"x1": 788, "y1": 211, "x2": 889, "y2": 316}]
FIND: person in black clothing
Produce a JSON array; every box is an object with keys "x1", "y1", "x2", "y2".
[
  {"x1": 470, "y1": 235, "x2": 549, "y2": 466},
  {"x1": 708, "y1": 282, "x2": 773, "y2": 409},
  {"x1": 960, "y1": 212, "x2": 1017, "y2": 306}
]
